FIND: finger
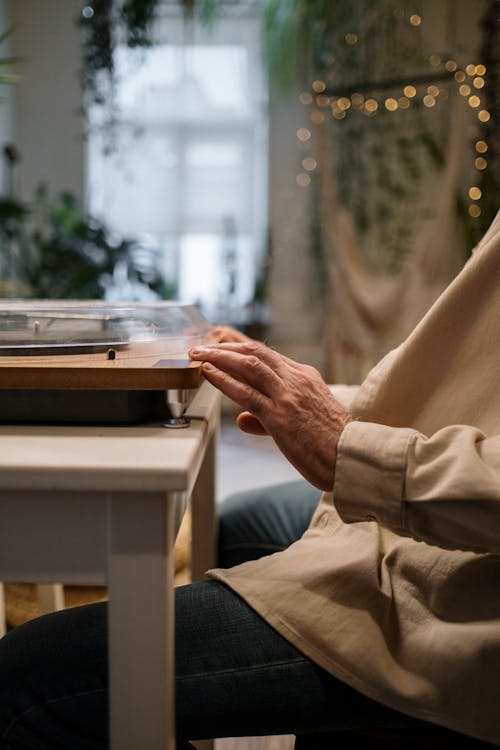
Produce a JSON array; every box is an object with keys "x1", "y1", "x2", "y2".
[
  {"x1": 189, "y1": 345, "x2": 281, "y2": 397},
  {"x1": 204, "y1": 329, "x2": 223, "y2": 344},
  {"x1": 200, "y1": 362, "x2": 271, "y2": 415},
  {"x1": 191, "y1": 340, "x2": 306, "y2": 382},
  {"x1": 236, "y1": 411, "x2": 269, "y2": 436},
  {"x1": 190, "y1": 340, "x2": 298, "y2": 383},
  {"x1": 209, "y1": 326, "x2": 252, "y2": 344}
]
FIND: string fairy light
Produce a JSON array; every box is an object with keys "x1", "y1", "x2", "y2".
[{"x1": 295, "y1": 10, "x2": 494, "y2": 225}]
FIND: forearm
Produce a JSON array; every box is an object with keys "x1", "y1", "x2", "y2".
[{"x1": 333, "y1": 421, "x2": 500, "y2": 554}]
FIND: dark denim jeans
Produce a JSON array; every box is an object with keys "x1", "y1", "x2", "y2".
[{"x1": 0, "y1": 480, "x2": 454, "y2": 749}]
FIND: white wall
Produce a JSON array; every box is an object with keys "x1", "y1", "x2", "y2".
[{"x1": 7, "y1": 0, "x2": 84, "y2": 202}]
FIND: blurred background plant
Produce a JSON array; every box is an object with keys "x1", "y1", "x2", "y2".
[
  {"x1": 78, "y1": 0, "x2": 499, "y2": 288},
  {"x1": 78, "y1": 0, "x2": 222, "y2": 152},
  {"x1": 1, "y1": 1, "x2": 497, "y2": 380},
  {"x1": 263, "y1": 0, "x2": 499, "y2": 270},
  {"x1": 0, "y1": 26, "x2": 21, "y2": 87},
  {"x1": 0, "y1": 175, "x2": 172, "y2": 300},
  {"x1": 0, "y1": 17, "x2": 173, "y2": 303}
]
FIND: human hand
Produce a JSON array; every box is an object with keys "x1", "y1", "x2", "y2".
[
  {"x1": 189, "y1": 340, "x2": 352, "y2": 491},
  {"x1": 205, "y1": 325, "x2": 253, "y2": 344}
]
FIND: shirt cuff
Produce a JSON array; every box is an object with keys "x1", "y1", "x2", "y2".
[{"x1": 333, "y1": 420, "x2": 415, "y2": 534}]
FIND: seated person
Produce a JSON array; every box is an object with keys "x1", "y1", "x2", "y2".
[{"x1": 0, "y1": 211, "x2": 499, "y2": 749}]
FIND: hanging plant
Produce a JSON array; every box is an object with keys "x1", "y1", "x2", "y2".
[
  {"x1": 76, "y1": 0, "x2": 226, "y2": 154},
  {"x1": 0, "y1": 27, "x2": 24, "y2": 87},
  {"x1": 77, "y1": 0, "x2": 222, "y2": 115},
  {"x1": 263, "y1": 0, "x2": 341, "y2": 97},
  {"x1": 262, "y1": 0, "x2": 499, "y2": 273},
  {"x1": 0, "y1": 183, "x2": 170, "y2": 300},
  {"x1": 457, "y1": 0, "x2": 499, "y2": 251}
]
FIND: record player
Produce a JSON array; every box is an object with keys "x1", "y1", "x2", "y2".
[{"x1": 0, "y1": 300, "x2": 213, "y2": 426}]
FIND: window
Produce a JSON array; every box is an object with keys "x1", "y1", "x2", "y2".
[{"x1": 86, "y1": 4, "x2": 268, "y2": 326}]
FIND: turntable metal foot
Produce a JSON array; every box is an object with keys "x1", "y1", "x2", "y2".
[{"x1": 164, "y1": 389, "x2": 191, "y2": 428}]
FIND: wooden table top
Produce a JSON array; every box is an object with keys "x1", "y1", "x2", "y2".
[{"x1": 0, "y1": 355, "x2": 203, "y2": 390}]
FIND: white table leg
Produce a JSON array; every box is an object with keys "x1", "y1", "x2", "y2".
[
  {"x1": 108, "y1": 491, "x2": 181, "y2": 750},
  {"x1": 190, "y1": 424, "x2": 218, "y2": 750},
  {"x1": 191, "y1": 427, "x2": 218, "y2": 583}
]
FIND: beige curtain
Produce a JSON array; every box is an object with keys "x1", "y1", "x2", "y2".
[{"x1": 318, "y1": 90, "x2": 470, "y2": 384}]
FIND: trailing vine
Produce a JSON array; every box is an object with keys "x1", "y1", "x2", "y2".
[
  {"x1": 264, "y1": 0, "x2": 499, "y2": 274},
  {"x1": 77, "y1": 0, "x2": 222, "y2": 112},
  {"x1": 458, "y1": 0, "x2": 499, "y2": 250},
  {"x1": 75, "y1": 1, "x2": 499, "y2": 276}
]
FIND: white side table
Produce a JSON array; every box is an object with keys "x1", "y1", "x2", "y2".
[{"x1": 0, "y1": 381, "x2": 221, "y2": 750}]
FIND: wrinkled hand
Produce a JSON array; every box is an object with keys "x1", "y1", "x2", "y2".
[
  {"x1": 205, "y1": 325, "x2": 253, "y2": 345},
  {"x1": 189, "y1": 340, "x2": 352, "y2": 491}
]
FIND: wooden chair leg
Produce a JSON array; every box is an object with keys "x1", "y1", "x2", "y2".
[
  {"x1": 0, "y1": 583, "x2": 6, "y2": 637},
  {"x1": 36, "y1": 583, "x2": 65, "y2": 614}
]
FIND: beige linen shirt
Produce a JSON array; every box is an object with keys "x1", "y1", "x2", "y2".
[{"x1": 209, "y1": 210, "x2": 500, "y2": 746}]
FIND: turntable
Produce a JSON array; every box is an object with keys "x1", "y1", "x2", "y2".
[{"x1": 0, "y1": 300, "x2": 214, "y2": 426}]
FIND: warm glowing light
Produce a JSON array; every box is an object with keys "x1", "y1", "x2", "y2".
[
  {"x1": 478, "y1": 110, "x2": 490, "y2": 122},
  {"x1": 445, "y1": 60, "x2": 457, "y2": 72},
  {"x1": 410, "y1": 14, "x2": 422, "y2": 25},
  {"x1": 299, "y1": 92, "x2": 313, "y2": 105},
  {"x1": 438, "y1": 89, "x2": 449, "y2": 100},
  {"x1": 473, "y1": 77, "x2": 485, "y2": 89},
  {"x1": 302, "y1": 157, "x2": 317, "y2": 171},
  {"x1": 345, "y1": 33, "x2": 358, "y2": 45},
  {"x1": 316, "y1": 95, "x2": 330, "y2": 107},
  {"x1": 468, "y1": 95, "x2": 481, "y2": 108},
  {"x1": 312, "y1": 80, "x2": 326, "y2": 93},
  {"x1": 296, "y1": 173, "x2": 311, "y2": 187},
  {"x1": 393, "y1": 8, "x2": 404, "y2": 19},
  {"x1": 475, "y1": 157, "x2": 487, "y2": 170},
  {"x1": 423, "y1": 95, "x2": 436, "y2": 107},
  {"x1": 351, "y1": 93, "x2": 364, "y2": 107},
  {"x1": 475, "y1": 140, "x2": 488, "y2": 153},
  {"x1": 466, "y1": 64, "x2": 476, "y2": 76},
  {"x1": 364, "y1": 98, "x2": 379, "y2": 112},
  {"x1": 469, "y1": 187, "x2": 482, "y2": 200},
  {"x1": 332, "y1": 109, "x2": 346, "y2": 120},
  {"x1": 404, "y1": 85, "x2": 416, "y2": 97},
  {"x1": 468, "y1": 205, "x2": 481, "y2": 218},
  {"x1": 454, "y1": 71, "x2": 466, "y2": 82},
  {"x1": 427, "y1": 85, "x2": 439, "y2": 96},
  {"x1": 398, "y1": 97, "x2": 410, "y2": 109},
  {"x1": 459, "y1": 84, "x2": 471, "y2": 96},
  {"x1": 476, "y1": 64, "x2": 486, "y2": 76},
  {"x1": 428, "y1": 55, "x2": 441, "y2": 66},
  {"x1": 337, "y1": 97, "x2": 351, "y2": 110},
  {"x1": 310, "y1": 110, "x2": 325, "y2": 124},
  {"x1": 385, "y1": 97, "x2": 398, "y2": 111},
  {"x1": 297, "y1": 128, "x2": 311, "y2": 141}
]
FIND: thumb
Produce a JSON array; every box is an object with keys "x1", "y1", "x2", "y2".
[{"x1": 236, "y1": 411, "x2": 269, "y2": 436}]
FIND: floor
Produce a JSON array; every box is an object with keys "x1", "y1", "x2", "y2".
[
  {"x1": 217, "y1": 411, "x2": 302, "y2": 502},
  {"x1": 212, "y1": 413, "x2": 300, "y2": 750}
]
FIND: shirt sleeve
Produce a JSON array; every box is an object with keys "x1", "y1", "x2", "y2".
[
  {"x1": 328, "y1": 384, "x2": 361, "y2": 411},
  {"x1": 333, "y1": 420, "x2": 500, "y2": 554}
]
